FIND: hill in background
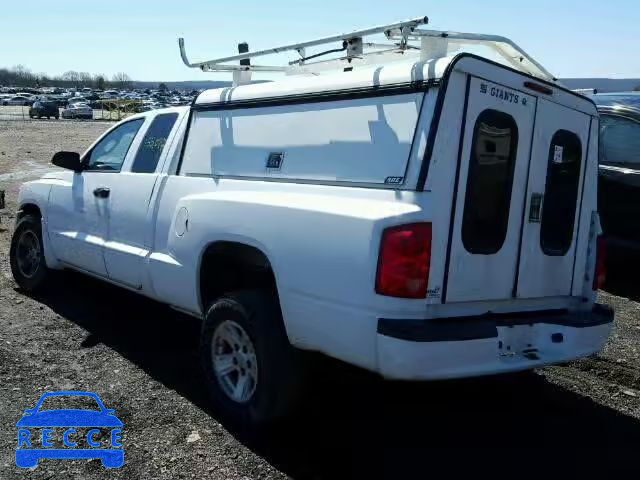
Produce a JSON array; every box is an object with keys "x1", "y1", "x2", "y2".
[{"x1": 562, "y1": 78, "x2": 640, "y2": 92}]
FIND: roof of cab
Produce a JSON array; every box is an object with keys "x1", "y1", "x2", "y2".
[{"x1": 194, "y1": 56, "x2": 455, "y2": 106}]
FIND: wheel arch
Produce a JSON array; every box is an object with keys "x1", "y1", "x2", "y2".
[
  {"x1": 17, "y1": 202, "x2": 42, "y2": 221},
  {"x1": 197, "y1": 240, "x2": 281, "y2": 315}
]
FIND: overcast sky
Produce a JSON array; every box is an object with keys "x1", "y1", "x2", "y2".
[{"x1": 1, "y1": 0, "x2": 638, "y2": 82}]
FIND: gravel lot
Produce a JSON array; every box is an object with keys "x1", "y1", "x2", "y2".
[{"x1": 0, "y1": 121, "x2": 639, "y2": 478}]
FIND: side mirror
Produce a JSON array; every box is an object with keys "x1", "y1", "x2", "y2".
[{"x1": 51, "y1": 151, "x2": 83, "y2": 172}]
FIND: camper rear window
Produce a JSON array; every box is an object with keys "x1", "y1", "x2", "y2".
[
  {"x1": 540, "y1": 130, "x2": 583, "y2": 256},
  {"x1": 462, "y1": 109, "x2": 518, "y2": 255}
]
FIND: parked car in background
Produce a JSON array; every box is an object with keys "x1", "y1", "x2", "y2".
[
  {"x1": 29, "y1": 100, "x2": 59, "y2": 119},
  {"x1": 15, "y1": 92, "x2": 37, "y2": 99},
  {"x1": 48, "y1": 96, "x2": 70, "y2": 108},
  {"x1": 2, "y1": 96, "x2": 32, "y2": 106},
  {"x1": 66, "y1": 96, "x2": 88, "y2": 106},
  {"x1": 592, "y1": 93, "x2": 640, "y2": 252},
  {"x1": 101, "y1": 90, "x2": 121, "y2": 99},
  {"x1": 61, "y1": 102, "x2": 93, "y2": 119}
]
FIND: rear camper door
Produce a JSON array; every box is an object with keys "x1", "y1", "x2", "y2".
[
  {"x1": 445, "y1": 77, "x2": 537, "y2": 303},
  {"x1": 515, "y1": 98, "x2": 591, "y2": 298}
]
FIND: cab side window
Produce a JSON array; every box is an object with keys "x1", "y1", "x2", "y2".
[
  {"x1": 600, "y1": 115, "x2": 640, "y2": 166},
  {"x1": 131, "y1": 113, "x2": 179, "y2": 173},
  {"x1": 84, "y1": 119, "x2": 144, "y2": 172}
]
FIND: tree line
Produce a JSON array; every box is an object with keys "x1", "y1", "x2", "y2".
[{"x1": 0, "y1": 65, "x2": 133, "y2": 90}]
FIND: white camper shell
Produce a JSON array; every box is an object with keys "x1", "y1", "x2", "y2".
[
  {"x1": 178, "y1": 50, "x2": 611, "y2": 372},
  {"x1": 13, "y1": 17, "x2": 613, "y2": 424}
]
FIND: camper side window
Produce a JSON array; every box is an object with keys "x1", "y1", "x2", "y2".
[{"x1": 462, "y1": 109, "x2": 518, "y2": 255}]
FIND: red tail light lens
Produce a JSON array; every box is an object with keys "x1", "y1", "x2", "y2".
[
  {"x1": 375, "y1": 223, "x2": 432, "y2": 299},
  {"x1": 593, "y1": 236, "x2": 606, "y2": 291}
]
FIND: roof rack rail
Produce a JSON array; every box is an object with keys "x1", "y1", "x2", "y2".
[{"x1": 178, "y1": 16, "x2": 556, "y2": 84}]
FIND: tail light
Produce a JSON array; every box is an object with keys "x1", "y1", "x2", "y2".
[
  {"x1": 375, "y1": 223, "x2": 432, "y2": 299},
  {"x1": 593, "y1": 236, "x2": 606, "y2": 291}
]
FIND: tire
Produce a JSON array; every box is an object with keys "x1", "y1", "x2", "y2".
[
  {"x1": 10, "y1": 214, "x2": 50, "y2": 292},
  {"x1": 200, "y1": 290, "x2": 303, "y2": 426},
  {"x1": 55, "y1": 115, "x2": 59, "y2": 120}
]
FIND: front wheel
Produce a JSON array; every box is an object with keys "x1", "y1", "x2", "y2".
[
  {"x1": 200, "y1": 290, "x2": 303, "y2": 426},
  {"x1": 10, "y1": 214, "x2": 50, "y2": 292}
]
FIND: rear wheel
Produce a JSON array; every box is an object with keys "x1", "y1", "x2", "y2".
[
  {"x1": 200, "y1": 290, "x2": 303, "y2": 426},
  {"x1": 10, "y1": 214, "x2": 50, "y2": 292}
]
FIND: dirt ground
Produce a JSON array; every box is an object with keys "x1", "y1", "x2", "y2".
[{"x1": 0, "y1": 121, "x2": 639, "y2": 479}]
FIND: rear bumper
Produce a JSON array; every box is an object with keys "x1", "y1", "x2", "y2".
[{"x1": 376, "y1": 305, "x2": 614, "y2": 380}]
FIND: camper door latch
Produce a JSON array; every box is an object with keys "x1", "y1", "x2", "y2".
[
  {"x1": 266, "y1": 152, "x2": 284, "y2": 170},
  {"x1": 529, "y1": 193, "x2": 543, "y2": 223}
]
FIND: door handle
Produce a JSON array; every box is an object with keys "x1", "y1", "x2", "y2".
[{"x1": 93, "y1": 187, "x2": 110, "y2": 199}]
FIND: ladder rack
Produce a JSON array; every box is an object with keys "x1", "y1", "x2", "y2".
[{"x1": 178, "y1": 16, "x2": 555, "y2": 83}]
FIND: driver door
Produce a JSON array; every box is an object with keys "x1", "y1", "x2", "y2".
[{"x1": 47, "y1": 119, "x2": 145, "y2": 276}]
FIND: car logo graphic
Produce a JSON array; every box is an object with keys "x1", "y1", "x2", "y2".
[{"x1": 15, "y1": 391, "x2": 123, "y2": 468}]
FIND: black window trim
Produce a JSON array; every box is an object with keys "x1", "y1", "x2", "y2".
[
  {"x1": 190, "y1": 81, "x2": 432, "y2": 112},
  {"x1": 81, "y1": 117, "x2": 146, "y2": 173}
]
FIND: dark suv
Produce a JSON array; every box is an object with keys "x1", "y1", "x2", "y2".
[
  {"x1": 592, "y1": 93, "x2": 640, "y2": 251},
  {"x1": 29, "y1": 100, "x2": 60, "y2": 119}
]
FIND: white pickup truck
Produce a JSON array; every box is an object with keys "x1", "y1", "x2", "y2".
[{"x1": 10, "y1": 25, "x2": 613, "y2": 425}]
